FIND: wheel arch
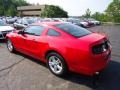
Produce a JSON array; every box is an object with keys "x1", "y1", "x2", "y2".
[
  {"x1": 6, "y1": 37, "x2": 13, "y2": 44},
  {"x1": 45, "y1": 49, "x2": 69, "y2": 70},
  {"x1": 45, "y1": 50, "x2": 64, "y2": 60},
  {"x1": 5, "y1": 36, "x2": 9, "y2": 42}
]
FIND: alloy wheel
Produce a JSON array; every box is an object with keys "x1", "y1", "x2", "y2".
[{"x1": 48, "y1": 56, "x2": 63, "y2": 74}]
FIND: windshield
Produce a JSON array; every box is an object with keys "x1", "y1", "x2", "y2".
[{"x1": 55, "y1": 23, "x2": 92, "y2": 38}]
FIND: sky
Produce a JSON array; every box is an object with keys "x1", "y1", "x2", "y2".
[{"x1": 26, "y1": 0, "x2": 113, "y2": 16}]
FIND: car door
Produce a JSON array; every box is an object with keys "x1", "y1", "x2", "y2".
[
  {"x1": 23, "y1": 25, "x2": 45, "y2": 59},
  {"x1": 11, "y1": 30, "x2": 26, "y2": 53}
]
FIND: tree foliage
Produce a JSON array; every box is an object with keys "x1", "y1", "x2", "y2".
[
  {"x1": 92, "y1": 12, "x2": 111, "y2": 22},
  {"x1": 0, "y1": 0, "x2": 29, "y2": 16},
  {"x1": 106, "y1": 0, "x2": 120, "y2": 23},
  {"x1": 83, "y1": 8, "x2": 91, "y2": 18},
  {"x1": 90, "y1": 0, "x2": 120, "y2": 23},
  {"x1": 41, "y1": 5, "x2": 68, "y2": 18}
]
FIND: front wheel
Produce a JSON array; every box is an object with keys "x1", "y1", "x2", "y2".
[
  {"x1": 46, "y1": 52, "x2": 68, "y2": 77},
  {"x1": 7, "y1": 39, "x2": 15, "y2": 53}
]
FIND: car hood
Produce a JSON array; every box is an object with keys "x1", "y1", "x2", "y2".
[{"x1": 0, "y1": 26, "x2": 14, "y2": 31}]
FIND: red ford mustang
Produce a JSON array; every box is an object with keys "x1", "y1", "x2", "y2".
[{"x1": 6, "y1": 22, "x2": 112, "y2": 76}]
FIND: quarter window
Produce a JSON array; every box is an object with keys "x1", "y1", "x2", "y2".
[{"x1": 47, "y1": 29, "x2": 60, "y2": 36}]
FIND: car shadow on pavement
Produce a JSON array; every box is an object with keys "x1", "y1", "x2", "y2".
[
  {"x1": 95, "y1": 60, "x2": 120, "y2": 90},
  {"x1": 62, "y1": 60, "x2": 120, "y2": 90},
  {"x1": 15, "y1": 51, "x2": 120, "y2": 90}
]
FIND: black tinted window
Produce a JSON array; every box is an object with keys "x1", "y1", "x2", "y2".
[
  {"x1": 47, "y1": 29, "x2": 60, "y2": 36},
  {"x1": 55, "y1": 23, "x2": 92, "y2": 38},
  {"x1": 24, "y1": 26, "x2": 44, "y2": 36}
]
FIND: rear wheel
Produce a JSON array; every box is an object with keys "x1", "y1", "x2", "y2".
[
  {"x1": 46, "y1": 52, "x2": 68, "y2": 77},
  {"x1": 7, "y1": 39, "x2": 15, "y2": 53}
]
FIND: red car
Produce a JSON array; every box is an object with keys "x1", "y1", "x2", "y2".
[{"x1": 6, "y1": 22, "x2": 111, "y2": 76}]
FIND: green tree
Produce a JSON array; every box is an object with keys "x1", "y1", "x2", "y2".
[
  {"x1": 41, "y1": 5, "x2": 68, "y2": 18},
  {"x1": 84, "y1": 8, "x2": 91, "y2": 18},
  {"x1": 106, "y1": 0, "x2": 120, "y2": 23},
  {"x1": 0, "y1": 0, "x2": 29, "y2": 16},
  {"x1": 92, "y1": 12, "x2": 101, "y2": 20},
  {"x1": 92, "y1": 12, "x2": 110, "y2": 22}
]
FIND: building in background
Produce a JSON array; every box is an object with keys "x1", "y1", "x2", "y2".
[{"x1": 17, "y1": 5, "x2": 46, "y2": 16}]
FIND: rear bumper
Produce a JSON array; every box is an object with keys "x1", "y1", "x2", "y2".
[{"x1": 68, "y1": 48, "x2": 111, "y2": 76}]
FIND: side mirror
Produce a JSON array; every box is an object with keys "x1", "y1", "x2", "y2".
[{"x1": 18, "y1": 30, "x2": 24, "y2": 34}]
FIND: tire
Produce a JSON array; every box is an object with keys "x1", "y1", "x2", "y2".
[
  {"x1": 7, "y1": 39, "x2": 15, "y2": 53},
  {"x1": 46, "y1": 52, "x2": 68, "y2": 77}
]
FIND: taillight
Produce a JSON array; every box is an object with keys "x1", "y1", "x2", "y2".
[{"x1": 92, "y1": 41, "x2": 109, "y2": 54}]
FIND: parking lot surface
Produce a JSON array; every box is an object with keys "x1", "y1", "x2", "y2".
[{"x1": 0, "y1": 25, "x2": 120, "y2": 90}]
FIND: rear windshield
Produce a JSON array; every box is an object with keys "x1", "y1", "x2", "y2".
[{"x1": 55, "y1": 23, "x2": 92, "y2": 38}]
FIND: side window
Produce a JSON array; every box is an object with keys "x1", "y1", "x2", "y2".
[
  {"x1": 47, "y1": 29, "x2": 60, "y2": 36},
  {"x1": 24, "y1": 26, "x2": 44, "y2": 36}
]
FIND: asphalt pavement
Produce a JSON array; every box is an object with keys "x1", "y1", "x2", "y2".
[{"x1": 0, "y1": 25, "x2": 120, "y2": 90}]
